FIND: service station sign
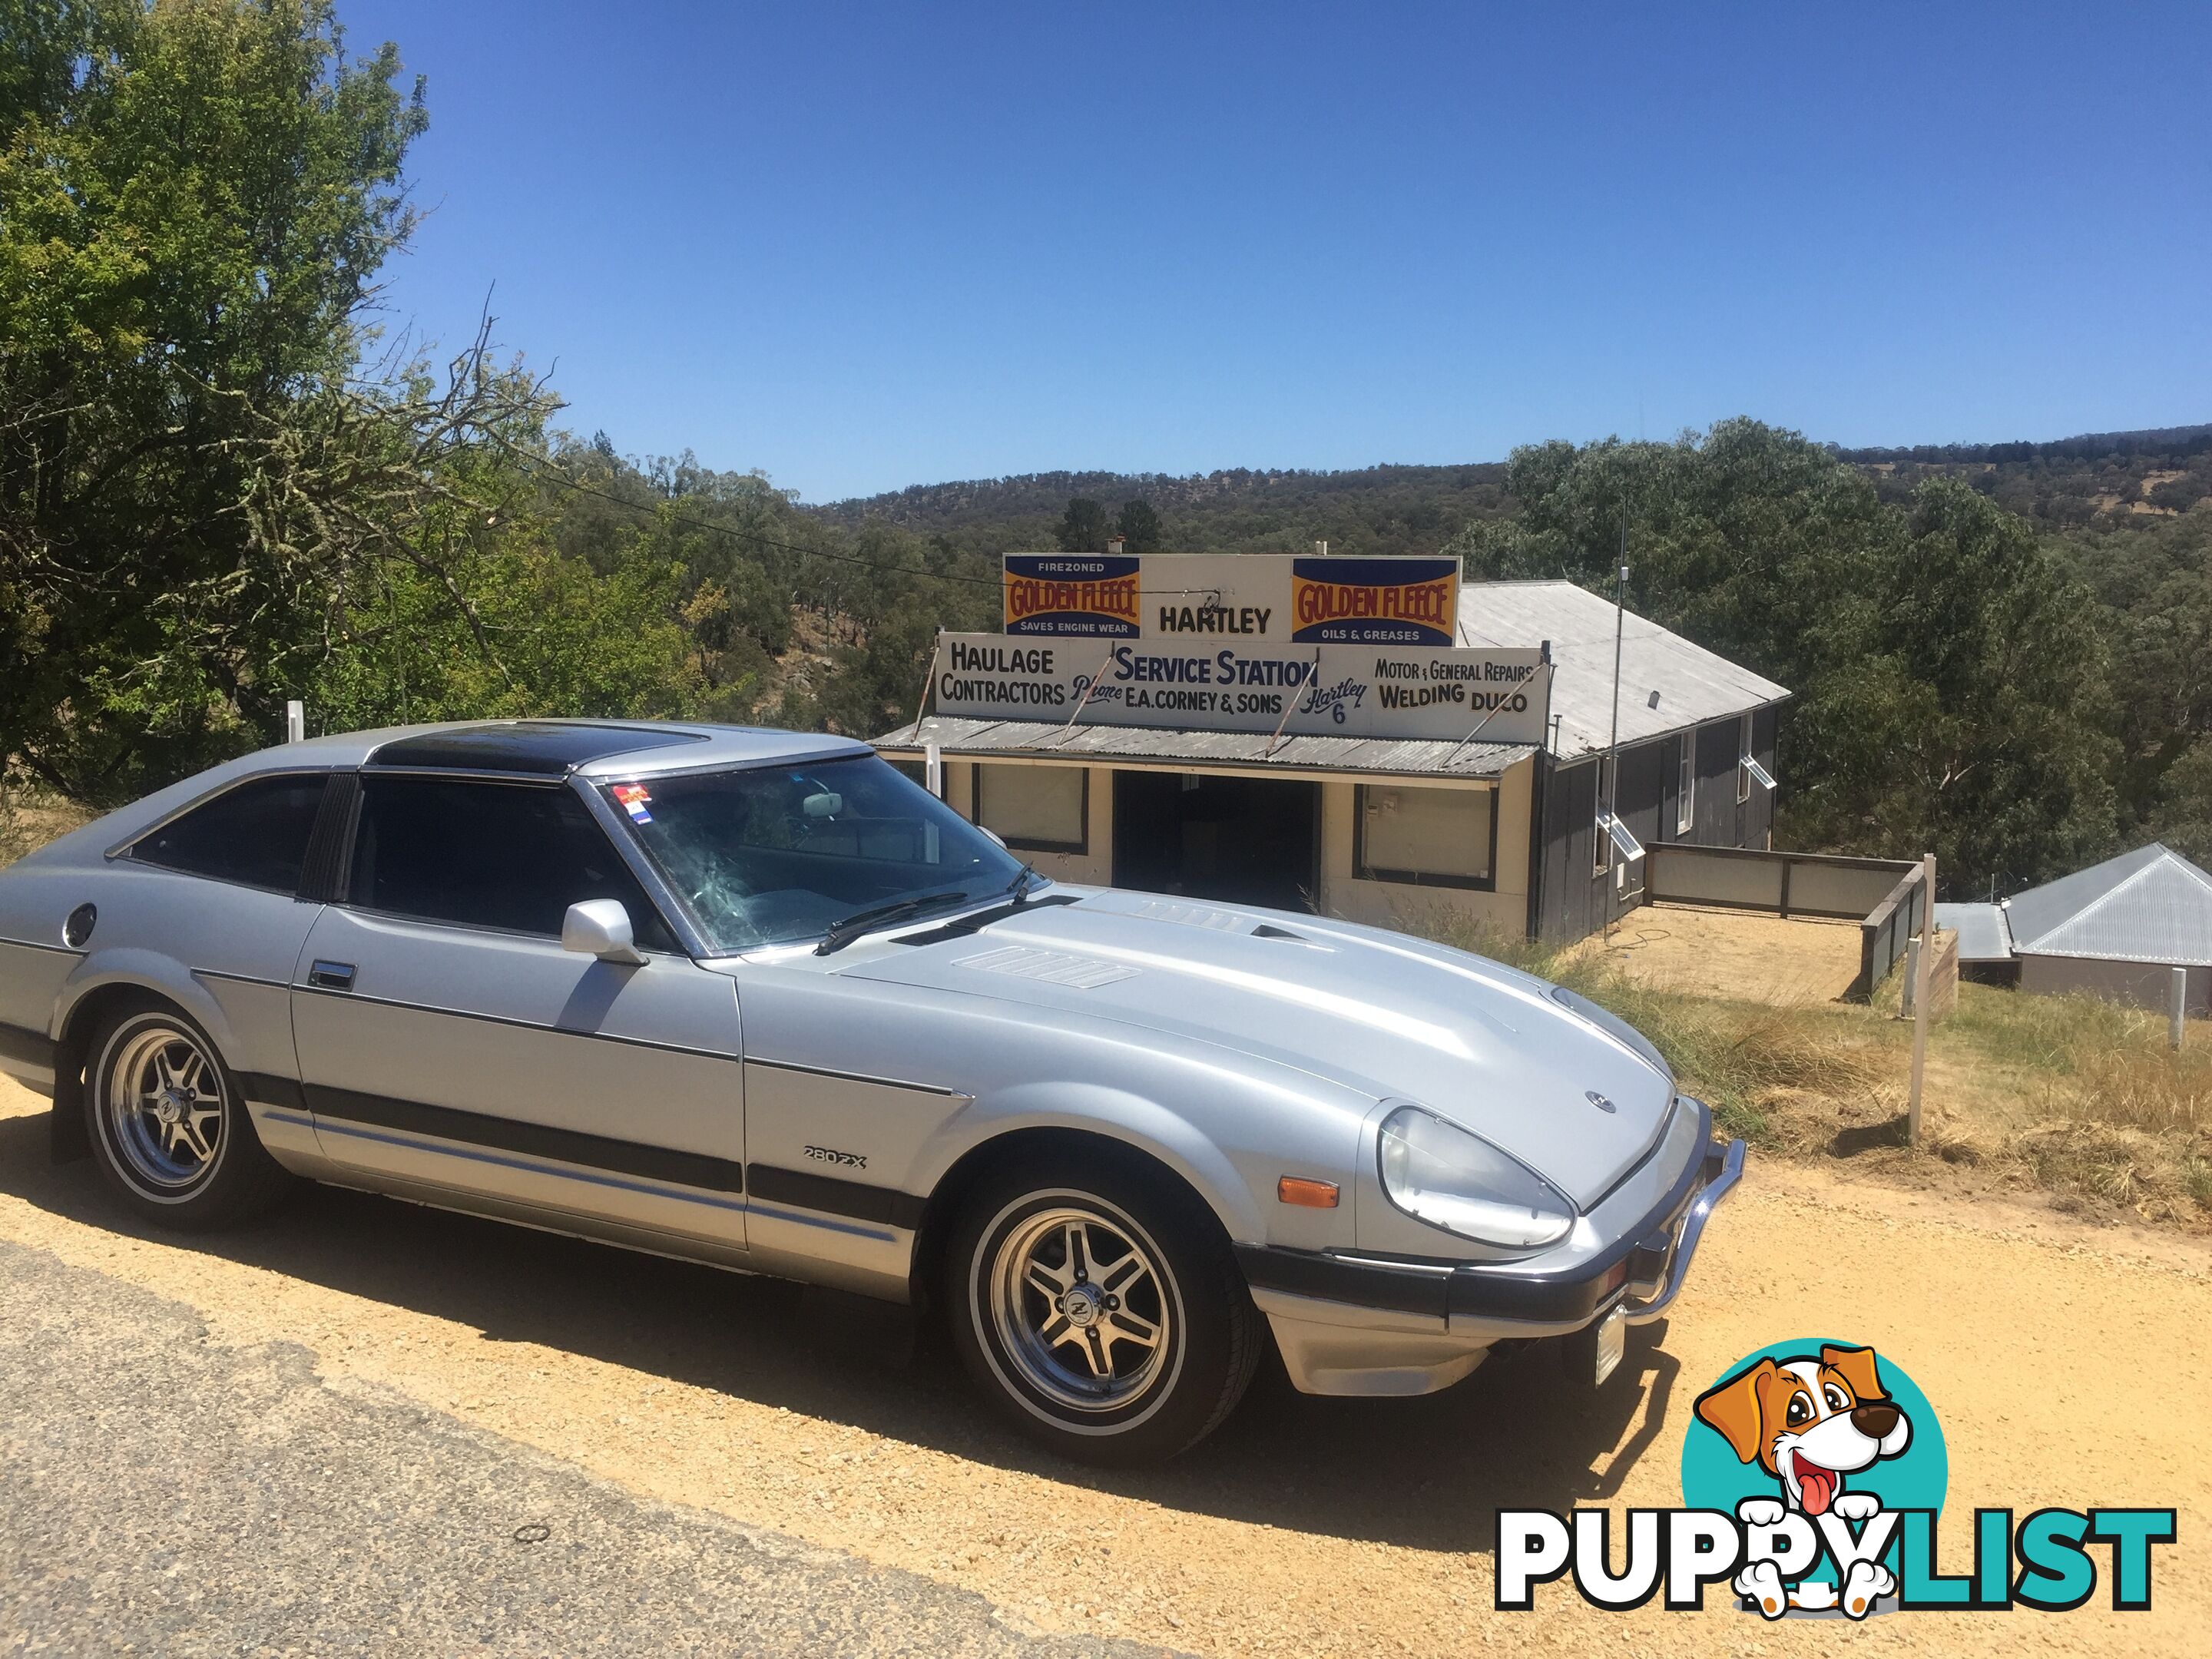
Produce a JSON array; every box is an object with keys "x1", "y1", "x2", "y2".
[
  {"x1": 1004, "y1": 553, "x2": 1462, "y2": 647},
  {"x1": 932, "y1": 633, "x2": 1551, "y2": 746}
]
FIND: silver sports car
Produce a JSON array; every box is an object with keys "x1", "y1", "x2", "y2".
[{"x1": 0, "y1": 720, "x2": 1741, "y2": 1462}]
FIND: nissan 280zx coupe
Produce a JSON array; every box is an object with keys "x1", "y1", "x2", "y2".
[{"x1": 0, "y1": 721, "x2": 1741, "y2": 1463}]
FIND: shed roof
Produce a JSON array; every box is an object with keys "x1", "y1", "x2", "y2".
[
  {"x1": 1455, "y1": 581, "x2": 1790, "y2": 760},
  {"x1": 874, "y1": 716, "x2": 1533, "y2": 780},
  {"x1": 2002, "y1": 843, "x2": 2212, "y2": 967},
  {"x1": 1933, "y1": 902, "x2": 2015, "y2": 964}
]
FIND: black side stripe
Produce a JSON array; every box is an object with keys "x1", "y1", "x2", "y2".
[
  {"x1": 304, "y1": 1083, "x2": 745, "y2": 1195},
  {"x1": 747, "y1": 1163, "x2": 926, "y2": 1230},
  {"x1": 0, "y1": 1021, "x2": 56, "y2": 1069},
  {"x1": 238, "y1": 1071, "x2": 306, "y2": 1111}
]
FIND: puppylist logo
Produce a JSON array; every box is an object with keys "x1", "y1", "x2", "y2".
[{"x1": 1496, "y1": 1339, "x2": 2174, "y2": 1618}]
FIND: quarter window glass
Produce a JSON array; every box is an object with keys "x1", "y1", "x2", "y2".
[
  {"x1": 133, "y1": 773, "x2": 329, "y2": 893},
  {"x1": 976, "y1": 764, "x2": 1087, "y2": 852},
  {"x1": 348, "y1": 777, "x2": 677, "y2": 950},
  {"x1": 1356, "y1": 784, "x2": 1492, "y2": 888}
]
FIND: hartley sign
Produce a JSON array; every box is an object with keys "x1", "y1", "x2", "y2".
[
  {"x1": 931, "y1": 633, "x2": 1550, "y2": 745},
  {"x1": 1003, "y1": 553, "x2": 1462, "y2": 647}
]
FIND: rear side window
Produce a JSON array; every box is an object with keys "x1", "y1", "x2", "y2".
[
  {"x1": 347, "y1": 776, "x2": 678, "y2": 952},
  {"x1": 133, "y1": 773, "x2": 330, "y2": 893}
]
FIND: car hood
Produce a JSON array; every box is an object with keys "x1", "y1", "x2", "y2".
[{"x1": 836, "y1": 889, "x2": 1676, "y2": 1206}]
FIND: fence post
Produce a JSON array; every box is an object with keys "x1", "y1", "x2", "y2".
[
  {"x1": 285, "y1": 700, "x2": 305, "y2": 743},
  {"x1": 1907, "y1": 853, "x2": 1935, "y2": 1147},
  {"x1": 2174, "y1": 966, "x2": 2190, "y2": 1051},
  {"x1": 1902, "y1": 936, "x2": 1920, "y2": 1017}
]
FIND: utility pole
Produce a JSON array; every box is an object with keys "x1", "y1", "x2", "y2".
[{"x1": 1907, "y1": 852, "x2": 1936, "y2": 1145}]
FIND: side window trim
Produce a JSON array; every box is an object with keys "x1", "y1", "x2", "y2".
[
  {"x1": 121, "y1": 770, "x2": 334, "y2": 896},
  {"x1": 336, "y1": 773, "x2": 687, "y2": 955}
]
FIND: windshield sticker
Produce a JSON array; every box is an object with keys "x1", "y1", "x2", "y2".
[{"x1": 612, "y1": 783, "x2": 654, "y2": 823}]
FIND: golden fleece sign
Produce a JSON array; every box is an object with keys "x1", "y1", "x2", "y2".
[{"x1": 1003, "y1": 553, "x2": 1462, "y2": 647}]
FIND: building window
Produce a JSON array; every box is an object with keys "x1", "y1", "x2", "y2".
[
  {"x1": 975, "y1": 763, "x2": 1088, "y2": 853},
  {"x1": 1676, "y1": 737, "x2": 1695, "y2": 836},
  {"x1": 1355, "y1": 784, "x2": 1495, "y2": 889},
  {"x1": 1594, "y1": 755, "x2": 1615, "y2": 874}
]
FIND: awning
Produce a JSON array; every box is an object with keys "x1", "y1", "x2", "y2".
[{"x1": 873, "y1": 716, "x2": 1536, "y2": 781}]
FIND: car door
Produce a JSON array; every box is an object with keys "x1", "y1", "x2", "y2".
[{"x1": 290, "y1": 770, "x2": 747, "y2": 1251}]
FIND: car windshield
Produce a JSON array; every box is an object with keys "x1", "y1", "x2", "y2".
[{"x1": 602, "y1": 755, "x2": 1031, "y2": 954}]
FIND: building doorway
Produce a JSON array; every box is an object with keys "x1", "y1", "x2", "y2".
[{"x1": 1111, "y1": 770, "x2": 1320, "y2": 912}]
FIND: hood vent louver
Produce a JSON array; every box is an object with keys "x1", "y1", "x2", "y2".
[{"x1": 955, "y1": 945, "x2": 1140, "y2": 990}]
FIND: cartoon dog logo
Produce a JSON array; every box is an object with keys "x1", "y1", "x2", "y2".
[{"x1": 1694, "y1": 1343, "x2": 1913, "y2": 1617}]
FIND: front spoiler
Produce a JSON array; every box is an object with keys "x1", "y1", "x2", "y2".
[{"x1": 1243, "y1": 1124, "x2": 1747, "y2": 1396}]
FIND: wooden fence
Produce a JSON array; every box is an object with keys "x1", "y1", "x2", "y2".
[
  {"x1": 1644, "y1": 843, "x2": 1926, "y2": 999},
  {"x1": 1645, "y1": 843, "x2": 1916, "y2": 920}
]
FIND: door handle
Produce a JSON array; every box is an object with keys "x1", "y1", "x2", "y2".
[{"x1": 307, "y1": 960, "x2": 356, "y2": 991}]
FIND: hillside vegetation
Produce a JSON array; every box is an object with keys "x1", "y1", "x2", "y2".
[{"x1": 5, "y1": 0, "x2": 2210, "y2": 908}]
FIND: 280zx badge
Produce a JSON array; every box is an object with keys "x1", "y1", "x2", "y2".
[{"x1": 801, "y1": 1144, "x2": 868, "y2": 1169}]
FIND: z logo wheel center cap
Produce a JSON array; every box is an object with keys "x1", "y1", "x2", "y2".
[{"x1": 1060, "y1": 1286, "x2": 1104, "y2": 1328}]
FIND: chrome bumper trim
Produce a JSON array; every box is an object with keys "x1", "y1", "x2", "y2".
[{"x1": 1621, "y1": 1135, "x2": 1744, "y2": 1326}]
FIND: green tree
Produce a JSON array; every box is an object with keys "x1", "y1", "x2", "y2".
[
  {"x1": 1, "y1": 0, "x2": 436, "y2": 797},
  {"x1": 1055, "y1": 497, "x2": 1111, "y2": 552},
  {"x1": 0, "y1": 1, "x2": 700, "y2": 799},
  {"x1": 1449, "y1": 422, "x2": 2118, "y2": 889},
  {"x1": 2150, "y1": 737, "x2": 2212, "y2": 865},
  {"x1": 1116, "y1": 498, "x2": 1163, "y2": 551}
]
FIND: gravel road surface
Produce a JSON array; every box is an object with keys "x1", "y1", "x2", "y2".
[
  {"x1": 2, "y1": 1075, "x2": 2205, "y2": 1657},
  {"x1": 0, "y1": 1239, "x2": 1163, "y2": 1657}
]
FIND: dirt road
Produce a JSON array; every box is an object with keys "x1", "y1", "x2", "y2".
[{"x1": 2, "y1": 1075, "x2": 2204, "y2": 1655}]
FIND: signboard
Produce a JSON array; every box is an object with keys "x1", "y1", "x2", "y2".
[
  {"x1": 1003, "y1": 554, "x2": 1141, "y2": 637},
  {"x1": 932, "y1": 633, "x2": 1550, "y2": 746},
  {"x1": 1003, "y1": 553, "x2": 1462, "y2": 647}
]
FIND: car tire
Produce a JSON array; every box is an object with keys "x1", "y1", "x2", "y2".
[
  {"x1": 945, "y1": 1149, "x2": 1261, "y2": 1465},
  {"x1": 82, "y1": 999, "x2": 293, "y2": 1230}
]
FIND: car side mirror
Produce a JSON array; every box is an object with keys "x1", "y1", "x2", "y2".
[{"x1": 562, "y1": 899, "x2": 647, "y2": 965}]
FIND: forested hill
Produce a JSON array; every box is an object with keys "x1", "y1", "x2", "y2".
[
  {"x1": 809, "y1": 462, "x2": 1510, "y2": 558},
  {"x1": 811, "y1": 420, "x2": 2212, "y2": 549}
]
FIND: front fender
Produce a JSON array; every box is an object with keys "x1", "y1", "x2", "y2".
[{"x1": 912, "y1": 1079, "x2": 1272, "y2": 1244}]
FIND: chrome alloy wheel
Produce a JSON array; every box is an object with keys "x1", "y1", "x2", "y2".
[
  {"x1": 987, "y1": 1204, "x2": 1174, "y2": 1414},
  {"x1": 100, "y1": 1022, "x2": 226, "y2": 1193}
]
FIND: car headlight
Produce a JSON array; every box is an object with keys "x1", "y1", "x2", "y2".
[{"x1": 1378, "y1": 1104, "x2": 1575, "y2": 1250}]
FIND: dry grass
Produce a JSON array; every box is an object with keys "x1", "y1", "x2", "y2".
[
  {"x1": 1403, "y1": 902, "x2": 2212, "y2": 1230},
  {"x1": 0, "y1": 773, "x2": 93, "y2": 869}
]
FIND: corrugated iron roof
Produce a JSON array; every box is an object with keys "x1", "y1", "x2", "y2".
[
  {"x1": 2002, "y1": 843, "x2": 2212, "y2": 967},
  {"x1": 1455, "y1": 581, "x2": 1790, "y2": 760},
  {"x1": 1933, "y1": 902, "x2": 2015, "y2": 963},
  {"x1": 874, "y1": 716, "x2": 1533, "y2": 779}
]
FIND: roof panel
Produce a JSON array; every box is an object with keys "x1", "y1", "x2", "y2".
[
  {"x1": 2005, "y1": 843, "x2": 2212, "y2": 966},
  {"x1": 1934, "y1": 902, "x2": 2014, "y2": 962},
  {"x1": 366, "y1": 721, "x2": 709, "y2": 775},
  {"x1": 1455, "y1": 581, "x2": 1790, "y2": 759}
]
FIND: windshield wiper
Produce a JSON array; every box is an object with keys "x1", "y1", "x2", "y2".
[
  {"x1": 814, "y1": 890, "x2": 972, "y2": 956},
  {"x1": 1005, "y1": 863, "x2": 1040, "y2": 906}
]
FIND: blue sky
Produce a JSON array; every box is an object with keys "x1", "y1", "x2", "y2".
[{"x1": 342, "y1": 2, "x2": 2212, "y2": 503}]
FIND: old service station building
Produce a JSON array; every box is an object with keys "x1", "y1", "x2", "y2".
[{"x1": 876, "y1": 553, "x2": 1786, "y2": 945}]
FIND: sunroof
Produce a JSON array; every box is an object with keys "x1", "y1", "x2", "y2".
[{"x1": 366, "y1": 722, "x2": 707, "y2": 777}]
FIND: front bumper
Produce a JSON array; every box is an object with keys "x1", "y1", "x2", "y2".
[{"x1": 1240, "y1": 1111, "x2": 1746, "y2": 1396}]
